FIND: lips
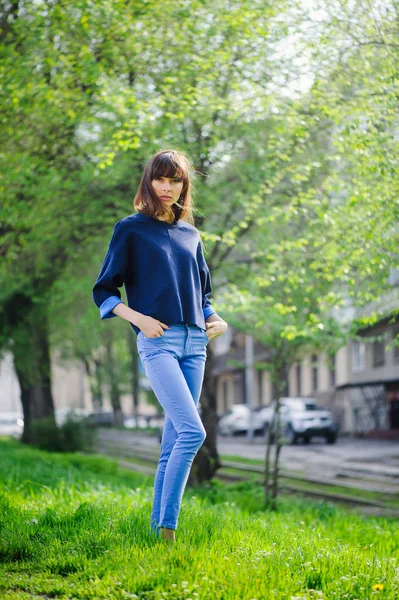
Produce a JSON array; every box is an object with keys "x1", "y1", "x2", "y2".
[{"x1": 160, "y1": 196, "x2": 172, "y2": 199}]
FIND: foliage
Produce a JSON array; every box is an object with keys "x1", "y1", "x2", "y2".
[{"x1": 29, "y1": 415, "x2": 95, "y2": 453}]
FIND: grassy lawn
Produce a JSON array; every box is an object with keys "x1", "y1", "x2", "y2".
[
  {"x1": 220, "y1": 454, "x2": 266, "y2": 467},
  {"x1": 0, "y1": 437, "x2": 398, "y2": 600}
]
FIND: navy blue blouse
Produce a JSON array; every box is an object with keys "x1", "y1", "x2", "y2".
[{"x1": 92, "y1": 212, "x2": 216, "y2": 335}]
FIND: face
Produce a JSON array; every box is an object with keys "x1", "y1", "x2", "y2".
[{"x1": 151, "y1": 175, "x2": 184, "y2": 207}]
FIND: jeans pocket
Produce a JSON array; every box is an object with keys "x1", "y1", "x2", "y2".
[
  {"x1": 202, "y1": 330, "x2": 210, "y2": 344},
  {"x1": 139, "y1": 330, "x2": 166, "y2": 343},
  {"x1": 192, "y1": 329, "x2": 209, "y2": 351}
]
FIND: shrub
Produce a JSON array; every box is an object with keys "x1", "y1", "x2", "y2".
[{"x1": 30, "y1": 414, "x2": 95, "y2": 453}]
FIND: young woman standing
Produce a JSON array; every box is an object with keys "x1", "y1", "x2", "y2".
[{"x1": 93, "y1": 149, "x2": 228, "y2": 544}]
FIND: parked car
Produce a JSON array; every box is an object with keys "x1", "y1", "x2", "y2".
[
  {"x1": 123, "y1": 415, "x2": 152, "y2": 429},
  {"x1": 217, "y1": 404, "x2": 265, "y2": 436},
  {"x1": 258, "y1": 397, "x2": 339, "y2": 444},
  {"x1": 149, "y1": 416, "x2": 165, "y2": 429},
  {"x1": 0, "y1": 412, "x2": 24, "y2": 438},
  {"x1": 55, "y1": 407, "x2": 93, "y2": 426},
  {"x1": 87, "y1": 411, "x2": 114, "y2": 426}
]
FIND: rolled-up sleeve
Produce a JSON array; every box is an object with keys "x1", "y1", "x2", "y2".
[
  {"x1": 93, "y1": 220, "x2": 129, "y2": 319},
  {"x1": 197, "y1": 239, "x2": 216, "y2": 320}
]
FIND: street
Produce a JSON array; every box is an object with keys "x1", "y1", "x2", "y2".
[{"x1": 218, "y1": 434, "x2": 399, "y2": 480}]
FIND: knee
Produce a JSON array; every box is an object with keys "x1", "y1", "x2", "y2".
[
  {"x1": 192, "y1": 425, "x2": 206, "y2": 447},
  {"x1": 182, "y1": 425, "x2": 206, "y2": 447},
  {"x1": 198, "y1": 426, "x2": 207, "y2": 446}
]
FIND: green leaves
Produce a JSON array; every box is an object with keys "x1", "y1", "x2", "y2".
[{"x1": 1, "y1": 0, "x2": 397, "y2": 395}]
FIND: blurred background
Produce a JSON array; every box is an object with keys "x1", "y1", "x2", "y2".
[{"x1": 1, "y1": 0, "x2": 398, "y2": 453}]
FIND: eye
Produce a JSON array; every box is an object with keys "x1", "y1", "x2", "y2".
[{"x1": 155, "y1": 176, "x2": 182, "y2": 182}]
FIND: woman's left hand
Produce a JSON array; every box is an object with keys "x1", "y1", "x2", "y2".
[{"x1": 205, "y1": 320, "x2": 228, "y2": 341}]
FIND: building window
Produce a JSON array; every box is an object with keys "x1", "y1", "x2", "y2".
[
  {"x1": 296, "y1": 363, "x2": 301, "y2": 396},
  {"x1": 272, "y1": 371, "x2": 289, "y2": 400},
  {"x1": 234, "y1": 375, "x2": 242, "y2": 404},
  {"x1": 284, "y1": 375, "x2": 289, "y2": 397},
  {"x1": 329, "y1": 355, "x2": 336, "y2": 387},
  {"x1": 351, "y1": 340, "x2": 365, "y2": 372},
  {"x1": 258, "y1": 369, "x2": 263, "y2": 405},
  {"x1": 373, "y1": 339, "x2": 385, "y2": 367},
  {"x1": 393, "y1": 329, "x2": 399, "y2": 364},
  {"x1": 311, "y1": 355, "x2": 318, "y2": 392},
  {"x1": 223, "y1": 380, "x2": 228, "y2": 413}
]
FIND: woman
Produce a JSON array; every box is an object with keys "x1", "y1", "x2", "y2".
[{"x1": 92, "y1": 149, "x2": 228, "y2": 544}]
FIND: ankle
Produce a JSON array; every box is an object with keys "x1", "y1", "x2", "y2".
[{"x1": 159, "y1": 526, "x2": 176, "y2": 541}]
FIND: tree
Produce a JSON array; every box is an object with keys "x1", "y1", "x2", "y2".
[
  {"x1": 1, "y1": 0, "x2": 293, "y2": 457},
  {"x1": 210, "y1": 0, "x2": 399, "y2": 505}
]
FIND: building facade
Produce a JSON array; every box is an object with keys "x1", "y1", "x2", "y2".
[{"x1": 211, "y1": 315, "x2": 399, "y2": 436}]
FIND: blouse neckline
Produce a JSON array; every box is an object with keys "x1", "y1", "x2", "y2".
[{"x1": 136, "y1": 212, "x2": 180, "y2": 227}]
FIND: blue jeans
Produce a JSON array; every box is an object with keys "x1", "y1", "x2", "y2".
[{"x1": 136, "y1": 323, "x2": 209, "y2": 536}]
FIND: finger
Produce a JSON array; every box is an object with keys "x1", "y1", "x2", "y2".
[{"x1": 159, "y1": 322, "x2": 170, "y2": 329}]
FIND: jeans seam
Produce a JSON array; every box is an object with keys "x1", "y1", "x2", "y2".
[
  {"x1": 149, "y1": 357, "x2": 185, "y2": 529},
  {"x1": 140, "y1": 329, "x2": 206, "y2": 532}
]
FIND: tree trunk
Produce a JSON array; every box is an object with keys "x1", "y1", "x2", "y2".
[
  {"x1": 264, "y1": 356, "x2": 289, "y2": 510},
  {"x1": 104, "y1": 339, "x2": 124, "y2": 426},
  {"x1": 83, "y1": 357, "x2": 103, "y2": 410},
  {"x1": 13, "y1": 312, "x2": 56, "y2": 444},
  {"x1": 128, "y1": 330, "x2": 140, "y2": 421},
  {"x1": 264, "y1": 400, "x2": 277, "y2": 506},
  {"x1": 189, "y1": 344, "x2": 221, "y2": 484},
  {"x1": 271, "y1": 393, "x2": 283, "y2": 509}
]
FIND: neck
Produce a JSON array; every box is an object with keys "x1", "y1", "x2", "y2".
[{"x1": 157, "y1": 211, "x2": 175, "y2": 223}]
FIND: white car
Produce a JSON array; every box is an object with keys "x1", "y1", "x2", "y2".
[
  {"x1": 218, "y1": 404, "x2": 265, "y2": 436},
  {"x1": 124, "y1": 415, "x2": 152, "y2": 429},
  {"x1": 0, "y1": 412, "x2": 24, "y2": 438},
  {"x1": 258, "y1": 397, "x2": 339, "y2": 444},
  {"x1": 55, "y1": 407, "x2": 93, "y2": 426}
]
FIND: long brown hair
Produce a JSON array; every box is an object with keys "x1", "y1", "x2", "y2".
[{"x1": 133, "y1": 149, "x2": 196, "y2": 225}]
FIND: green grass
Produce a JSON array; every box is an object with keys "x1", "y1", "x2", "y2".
[
  {"x1": 0, "y1": 436, "x2": 398, "y2": 600},
  {"x1": 220, "y1": 453, "x2": 266, "y2": 466},
  {"x1": 93, "y1": 451, "x2": 158, "y2": 470}
]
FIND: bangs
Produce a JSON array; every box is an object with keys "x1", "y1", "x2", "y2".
[
  {"x1": 151, "y1": 153, "x2": 188, "y2": 181},
  {"x1": 134, "y1": 149, "x2": 195, "y2": 225}
]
